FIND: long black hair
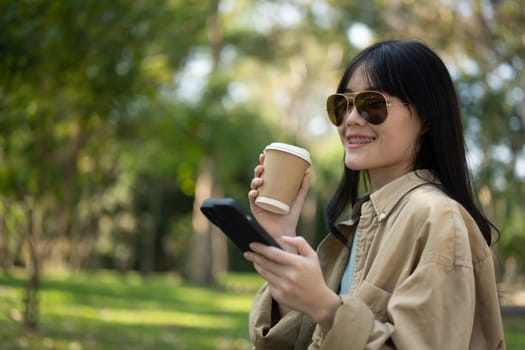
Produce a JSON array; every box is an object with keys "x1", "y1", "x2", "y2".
[{"x1": 325, "y1": 40, "x2": 498, "y2": 246}]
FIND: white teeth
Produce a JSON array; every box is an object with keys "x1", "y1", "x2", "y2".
[{"x1": 348, "y1": 137, "x2": 375, "y2": 144}]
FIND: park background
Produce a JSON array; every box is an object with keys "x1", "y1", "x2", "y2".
[{"x1": 1, "y1": 0, "x2": 524, "y2": 349}]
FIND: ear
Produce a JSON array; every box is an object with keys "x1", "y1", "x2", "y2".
[
  {"x1": 415, "y1": 118, "x2": 429, "y2": 156},
  {"x1": 419, "y1": 116, "x2": 430, "y2": 135}
]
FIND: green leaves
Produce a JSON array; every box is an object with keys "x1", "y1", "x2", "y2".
[{"x1": 1, "y1": 0, "x2": 524, "y2": 276}]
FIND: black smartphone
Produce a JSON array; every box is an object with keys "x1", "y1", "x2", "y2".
[{"x1": 200, "y1": 197, "x2": 282, "y2": 252}]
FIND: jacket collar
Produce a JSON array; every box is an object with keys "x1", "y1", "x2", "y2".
[
  {"x1": 368, "y1": 169, "x2": 439, "y2": 222},
  {"x1": 337, "y1": 169, "x2": 439, "y2": 228}
]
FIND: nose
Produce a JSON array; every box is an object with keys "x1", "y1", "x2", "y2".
[{"x1": 340, "y1": 105, "x2": 365, "y2": 127}]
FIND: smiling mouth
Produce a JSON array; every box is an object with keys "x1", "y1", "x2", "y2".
[{"x1": 348, "y1": 137, "x2": 376, "y2": 144}]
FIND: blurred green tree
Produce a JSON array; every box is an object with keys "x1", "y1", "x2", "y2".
[{"x1": 0, "y1": 0, "x2": 190, "y2": 330}]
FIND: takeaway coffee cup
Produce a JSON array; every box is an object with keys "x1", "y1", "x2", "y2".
[{"x1": 255, "y1": 142, "x2": 311, "y2": 215}]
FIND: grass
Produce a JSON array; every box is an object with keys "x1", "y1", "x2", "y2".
[
  {"x1": 0, "y1": 270, "x2": 263, "y2": 350},
  {"x1": 0, "y1": 269, "x2": 524, "y2": 349},
  {"x1": 503, "y1": 315, "x2": 525, "y2": 349}
]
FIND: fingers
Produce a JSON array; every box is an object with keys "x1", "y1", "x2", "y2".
[
  {"x1": 259, "y1": 152, "x2": 265, "y2": 164},
  {"x1": 250, "y1": 176, "x2": 263, "y2": 190},
  {"x1": 246, "y1": 237, "x2": 314, "y2": 264},
  {"x1": 250, "y1": 154, "x2": 264, "y2": 192},
  {"x1": 245, "y1": 238, "x2": 323, "y2": 315},
  {"x1": 254, "y1": 153, "x2": 265, "y2": 177},
  {"x1": 249, "y1": 156, "x2": 264, "y2": 203},
  {"x1": 244, "y1": 248, "x2": 285, "y2": 281},
  {"x1": 281, "y1": 236, "x2": 315, "y2": 258},
  {"x1": 248, "y1": 176, "x2": 263, "y2": 205},
  {"x1": 246, "y1": 243, "x2": 290, "y2": 264},
  {"x1": 253, "y1": 164, "x2": 264, "y2": 178}
]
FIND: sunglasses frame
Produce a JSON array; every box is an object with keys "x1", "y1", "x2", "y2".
[{"x1": 326, "y1": 90, "x2": 407, "y2": 126}]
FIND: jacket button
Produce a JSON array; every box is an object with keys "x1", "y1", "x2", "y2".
[{"x1": 378, "y1": 213, "x2": 386, "y2": 221}]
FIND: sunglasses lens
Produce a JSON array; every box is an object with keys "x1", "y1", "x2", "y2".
[
  {"x1": 355, "y1": 92, "x2": 387, "y2": 124},
  {"x1": 327, "y1": 94, "x2": 348, "y2": 126}
]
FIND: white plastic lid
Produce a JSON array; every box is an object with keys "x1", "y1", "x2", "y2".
[{"x1": 265, "y1": 142, "x2": 311, "y2": 164}]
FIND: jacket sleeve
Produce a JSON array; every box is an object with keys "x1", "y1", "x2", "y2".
[
  {"x1": 312, "y1": 261, "x2": 477, "y2": 350},
  {"x1": 249, "y1": 283, "x2": 304, "y2": 350}
]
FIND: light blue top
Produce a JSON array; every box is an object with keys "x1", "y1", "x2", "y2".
[{"x1": 339, "y1": 229, "x2": 358, "y2": 295}]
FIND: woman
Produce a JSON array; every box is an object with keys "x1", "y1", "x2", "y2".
[{"x1": 244, "y1": 40, "x2": 505, "y2": 349}]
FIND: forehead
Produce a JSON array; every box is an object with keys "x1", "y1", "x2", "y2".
[{"x1": 345, "y1": 65, "x2": 374, "y2": 92}]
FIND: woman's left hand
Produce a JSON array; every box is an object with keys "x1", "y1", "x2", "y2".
[{"x1": 244, "y1": 236, "x2": 341, "y2": 330}]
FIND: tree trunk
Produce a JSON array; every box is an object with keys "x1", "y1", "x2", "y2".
[
  {"x1": 187, "y1": 0, "x2": 228, "y2": 284},
  {"x1": 23, "y1": 204, "x2": 43, "y2": 333},
  {"x1": 0, "y1": 201, "x2": 13, "y2": 274},
  {"x1": 140, "y1": 181, "x2": 163, "y2": 276},
  {"x1": 188, "y1": 159, "x2": 227, "y2": 284}
]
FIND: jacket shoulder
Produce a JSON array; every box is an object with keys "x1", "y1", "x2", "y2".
[{"x1": 393, "y1": 184, "x2": 490, "y2": 267}]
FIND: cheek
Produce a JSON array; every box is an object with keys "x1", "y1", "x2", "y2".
[
  {"x1": 387, "y1": 117, "x2": 422, "y2": 150},
  {"x1": 337, "y1": 127, "x2": 346, "y2": 142},
  {"x1": 394, "y1": 130, "x2": 421, "y2": 159}
]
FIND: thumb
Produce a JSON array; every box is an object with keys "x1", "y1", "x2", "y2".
[
  {"x1": 296, "y1": 171, "x2": 312, "y2": 202},
  {"x1": 281, "y1": 236, "x2": 315, "y2": 257},
  {"x1": 290, "y1": 171, "x2": 312, "y2": 213}
]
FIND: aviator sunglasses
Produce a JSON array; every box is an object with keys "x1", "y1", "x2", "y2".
[{"x1": 326, "y1": 90, "x2": 408, "y2": 126}]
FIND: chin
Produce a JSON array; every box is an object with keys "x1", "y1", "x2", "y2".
[{"x1": 344, "y1": 160, "x2": 366, "y2": 171}]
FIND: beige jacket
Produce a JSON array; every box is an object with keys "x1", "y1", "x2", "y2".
[{"x1": 249, "y1": 170, "x2": 505, "y2": 349}]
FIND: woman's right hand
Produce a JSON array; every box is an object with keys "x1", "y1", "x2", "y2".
[{"x1": 248, "y1": 153, "x2": 312, "y2": 242}]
